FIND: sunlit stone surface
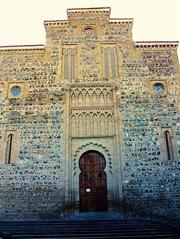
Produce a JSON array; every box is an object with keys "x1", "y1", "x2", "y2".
[{"x1": 0, "y1": 7, "x2": 179, "y2": 222}]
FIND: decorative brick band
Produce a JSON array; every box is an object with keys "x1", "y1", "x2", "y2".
[
  {"x1": 67, "y1": 7, "x2": 111, "y2": 13},
  {"x1": 0, "y1": 44, "x2": 45, "y2": 52},
  {"x1": 110, "y1": 18, "x2": 133, "y2": 24},
  {"x1": 44, "y1": 20, "x2": 68, "y2": 26},
  {"x1": 134, "y1": 41, "x2": 179, "y2": 48}
]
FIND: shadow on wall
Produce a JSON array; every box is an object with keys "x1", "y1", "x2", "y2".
[{"x1": 122, "y1": 180, "x2": 180, "y2": 224}]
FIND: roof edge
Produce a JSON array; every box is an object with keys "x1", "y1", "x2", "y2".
[
  {"x1": 44, "y1": 20, "x2": 68, "y2": 26},
  {"x1": 134, "y1": 41, "x2": 179, "y2": 47},
  {"x1": 67, "y1": 7, "x2": 111, "y2": 12},
  {"x1": 110, "y1": 18, "x2": 133, "y2": 23},
  {"x1": 0, "y1": 44, "x2": 45, "y2": 51}
]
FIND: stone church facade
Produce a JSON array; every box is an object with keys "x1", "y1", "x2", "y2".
[{"x1": 0, "y1": 7, "x2": 179, "y2": 221}]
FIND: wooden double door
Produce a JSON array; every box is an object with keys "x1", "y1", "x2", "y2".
[{"x1": 79, "y1": 151, "x2": 108, "y2": 212}]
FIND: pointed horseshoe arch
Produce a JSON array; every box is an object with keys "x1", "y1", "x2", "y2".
[
  {"x1": 72, "y1": 142, "x2": 113, "y2": 176},
  {"x1": 79, "y1": 150, "x2": 108, "y2": 211},
  {"x1": 71, "y1": 142, "x2": 113, "y2": 213}
]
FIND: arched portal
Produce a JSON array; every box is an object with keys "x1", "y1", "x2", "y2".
[{"x1": 79, "y1": 150, "x2": 108, "y2": 212}]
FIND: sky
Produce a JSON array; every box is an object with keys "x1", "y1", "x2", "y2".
[{"x1": 0, "y1": 0, "x2": 179, "y2": 57}]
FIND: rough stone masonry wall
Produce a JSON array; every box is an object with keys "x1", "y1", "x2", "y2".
[
  {"x1": 119, "y1": 46, "x2": 180, "y2": 221},
  {"x1": 0, "y1": 51, "x2": 65, "y2": 220},
  {"x1": 0, "y1": 9, "x2": 179, "y2": 222}
]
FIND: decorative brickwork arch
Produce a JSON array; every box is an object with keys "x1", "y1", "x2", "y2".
[
  {"x1": 71, "y1": 142, "x2": 114, "y2": 213},
  {"x1": 79, "y1": 150, "x2": 108, "y2": 211},
  {"x1": 72, "y1": 142, "x2": 113, "y2": 177}
]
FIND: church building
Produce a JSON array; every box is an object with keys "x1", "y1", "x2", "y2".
[{"x1": 0, "y1": 7, "x2": 179, "y2": 222}]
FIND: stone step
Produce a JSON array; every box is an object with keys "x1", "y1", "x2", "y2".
[
  {"x1": 10, "y1": 233, "x2": 180, "y2": 239},
  {"x1": 67, "y1": 212, "x2": 124, "y2": 221},
  {"x1": 0, "y1": 220, "x2": 168, "y2": 227},
  {"x1": 0, "y1": 226, "x2": 175, "y2": 233},
  {"x1": 1, "y1": 226, "x2": 173, "y2": 234},
  {"x1": 0, "y1": 219, "x2": 179, "y2": 239}
]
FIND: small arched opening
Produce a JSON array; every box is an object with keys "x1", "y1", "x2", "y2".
[
  {"x1": 5, "y1": 134, "x2": 14, "y2": 164},
  {"x1": 164, "y1": 130, "x2": 174, "y2": 161}
]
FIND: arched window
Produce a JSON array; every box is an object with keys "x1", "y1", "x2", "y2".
[
  {"x1": 5, "y1": 134, "x2": 13, "y2": 164},
  {"x1": 164, "y1": 130, "x2": 174, "y2": 161}
]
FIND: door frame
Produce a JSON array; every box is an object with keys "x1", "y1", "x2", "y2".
[
  {"x1": 71, "y1": 142, "x2": 117, "y2": 214},
  {"x1": 79, "y1": 150, "x2": 108, "y2": 212}
]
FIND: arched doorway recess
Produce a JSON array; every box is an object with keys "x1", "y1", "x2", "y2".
[{"x1": 79, "y1": 150, "x2": 108, "y2": 212}]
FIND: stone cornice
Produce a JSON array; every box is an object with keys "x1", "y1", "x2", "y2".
[
  {"x1": 44, "y1": 20, "x2": 68, "y2": 26},
  {"x1": 110, "y1": 18, "x2": 133, "y2": 24},
  {"x1": 44, "y1": 7, "x2": 133, "y2": 26},
  {"x1": 64, "y1": 81, "x2": 117, "y2": 89},
  {"x1": 44, "y1": 18, "x2": 133, "y2": 27},
  {"x1": 134, "y1": 41, "x2": 179, "y2": 48},
  {"x1": 0, "y1": 44, "x2": 45, "y2": 53},
  {"x1": 67, "y1": 7, "x2": 111, "y2": 16},
  {"x1": 71, "y1": 106, "x2": 113, "y2": 111}
]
